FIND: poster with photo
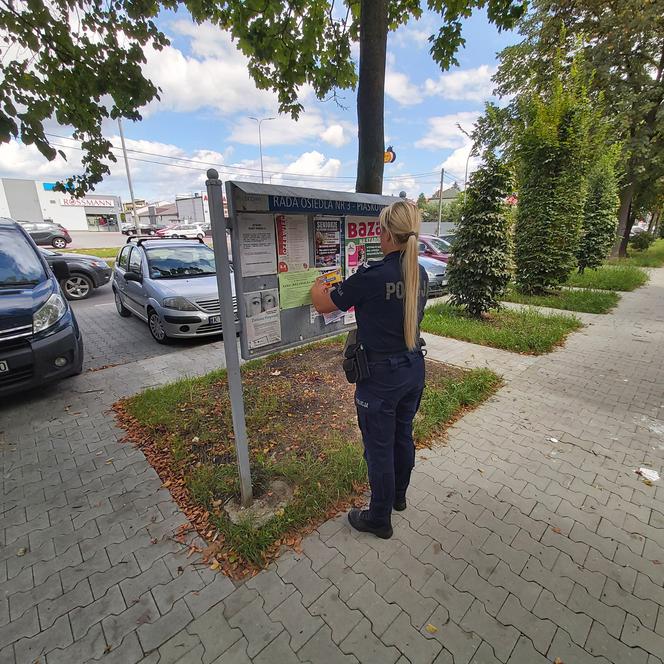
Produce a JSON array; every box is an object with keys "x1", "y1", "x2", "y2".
[
  {"x1": 275, "y1": 214, "x2": 309, "y2": 273},
  {"x1": 314, "y1": 217, "x2": 342, "y2": 269},
  {"x1": 343, "y1": 216, "x2": 383, "y2": 324},
  {"x1": 244, "y1": 289, "x2": 281, "y2": 349},
  {"x1": 237, "y1": 214, "x2": 278, "y2": 277}
]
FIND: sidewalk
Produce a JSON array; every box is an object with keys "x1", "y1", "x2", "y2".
[{"x1": 1, "y1": 270, "x2": 663, "y2": 663}]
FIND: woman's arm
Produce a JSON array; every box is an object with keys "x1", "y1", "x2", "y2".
[{"x1": 311, "y1": 278, "x2": 339, "y2": 314}]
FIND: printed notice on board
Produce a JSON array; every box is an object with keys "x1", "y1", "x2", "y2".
[
  {"x1": 244, "y1": 289, "x2": 281, "y2": 349},
  {"x1": 276, "y1": 214, "x2": 309, "y2": 273},
  {"x1": 238, "y1": 214, "x2": 277, "y2": 277},
  {"x1": 343, "y1": 216, "x2": 383, "y2": 325},
  {"x1": 314, "y1": 217, "x2": 342, "y2": 268},
  {"x1": 278, "y1": 268, "x2": 321, "y2": 309}
]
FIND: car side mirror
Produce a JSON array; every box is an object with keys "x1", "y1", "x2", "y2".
[
  {"x1": 125, "y1": 271, "x2": 143, "y2": 283},
  {"x1": 51, "y1": 259, "x2": 70, "y2": 281}
]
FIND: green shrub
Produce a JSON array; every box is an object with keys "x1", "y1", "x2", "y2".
[
  {"x1": 577, "y1": 148, "x2": 620, "y2": 273},
  {"x1": 447, "y1": 154, "x2": 513, "y2": 317},
  {"x1": 630, "y1": 231, "x2": 655, "y2": 252},
  {"x1": 515, "y1": 77, "x2": 591, "y2": 293}
]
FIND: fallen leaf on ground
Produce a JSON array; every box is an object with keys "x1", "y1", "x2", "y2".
[
  {"x1": 425, "y1": 624, "x2": 438, "y2": 634},
  {"x1": 554, "y1": 658, "x2": 563, "y2": 664},
  {"x1": 551, "y1": 527, "x2": 562, "y2": 534},
  {"x1": 16, "y1": 547, "x2": 27, "y2": 557},
  {"x1": 103, "y1": 644, "x2": 112, "y2": 654}
]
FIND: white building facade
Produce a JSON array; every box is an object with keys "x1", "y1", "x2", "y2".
[{"x1": 0, "y1": 178, "x2": 123, "y2": 231}]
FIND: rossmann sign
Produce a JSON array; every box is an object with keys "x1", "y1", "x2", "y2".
[{"x1": 60, "y1": 197, "x2": 117, "y2": 207}]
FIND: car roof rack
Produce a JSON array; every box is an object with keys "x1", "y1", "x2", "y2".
[{"x1": 126, "y1": 236, "x2": 206, "y2": 247}]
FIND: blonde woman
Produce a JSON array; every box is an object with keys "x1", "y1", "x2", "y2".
[{"x1": 311, "y1": 201, "x2": 428, "y2": 539}]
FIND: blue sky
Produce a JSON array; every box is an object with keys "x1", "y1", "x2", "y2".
[{"x1": 0, "y1": 7, "x2": 518, "y2": 203}]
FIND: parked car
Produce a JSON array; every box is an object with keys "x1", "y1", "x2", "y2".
[
  {"x1": 418, "y1": 234, "x2": 453, "y2": 263},
  {"x1": 17, "y1": 220, "x2": 72, "y2": 248},
  {"x1": 40, "y1": 249, "x2": 112, "y2": 300},
  {"x1": 121, "y1": 222, "x2": 160, "y2": 236},
  {"x1": 157, "y1": 224, "x2": 206, "y2": 240},
  {"x1": 0, "y1": 218, "x2": 83, "y2": 396},
  {"x1": 112, "y1": 237, "x2": 236, "y2": 343},
  {"x1": 419, "y1": 255, "x2": 448, "y2": 297}
]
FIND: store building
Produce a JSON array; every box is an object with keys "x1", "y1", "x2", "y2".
[{"x1": 0, "y1": 178, "x2": 123, "y2": 231}]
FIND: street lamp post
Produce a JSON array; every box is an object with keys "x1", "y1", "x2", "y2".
[
  {"x1": 117, "y1": 118, "x2": 140, "y2": 234},
  {"x1": 248, "y1": 116, "x2": 275, "y2": 183}
]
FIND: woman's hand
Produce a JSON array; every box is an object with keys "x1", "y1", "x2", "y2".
[{"x1": 310, "y1": 276, "x2": 339, "y2": 314}]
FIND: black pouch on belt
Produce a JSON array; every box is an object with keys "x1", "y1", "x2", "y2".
[{"x1": 342, "y1": 330, "x2": 371, "y2": 384}]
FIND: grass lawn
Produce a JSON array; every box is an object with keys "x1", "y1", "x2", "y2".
[
  {"x1": 566, "y1": 264, "x2": 649, "y2": 292},
  {"x1": 612, "y1": 239, "x2": 664, "y2": 268},
  {"x1": 62, "y1": 247, "x2": 119, "y2": 258},
  {"x1": 500, "y1": 287, "x2": 619, "y2": 314},
  {"x1": 114, "y1": 341, "x2": 500, "y2": 574},
  {"x1": 422, "y1": 302, "x2": 582, "y2": 354}
]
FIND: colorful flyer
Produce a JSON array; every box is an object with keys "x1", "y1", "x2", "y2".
[
  {"x1": 314, "y1": 217, "x2": 342, "y2": 268},
  {"x1": 275, "y1": 214, "x2": 309, "y2": 273},
  {"x1": 237, "y1": 214, "x2": 277, "y2": 277}
]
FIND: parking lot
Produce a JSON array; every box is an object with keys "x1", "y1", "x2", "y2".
[{"x1": 71, "y1": 286, "x2": 218, "y2": 371}]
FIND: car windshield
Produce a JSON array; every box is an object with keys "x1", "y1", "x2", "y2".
[
  {"x1": 0, "y1": 228, "x2": 46, "y2": 287},
  {"x1": 146, "y1": 245, "x2": 216, "y2": 278},
  {"x1": 430, "y1": 238, "x2": 452, "y2": 253}
]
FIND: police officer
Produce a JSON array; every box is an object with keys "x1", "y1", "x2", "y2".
[{"x1": 311, "y1": 200, "x2": 428, "y2": 539}]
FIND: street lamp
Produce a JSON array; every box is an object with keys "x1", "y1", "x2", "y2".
[
  {"x1": 456, "y1": 123, "x2": 473, "y2": 203},
  {"x1": 248, "y1": 116, "x2": 275, "y2": 183}
]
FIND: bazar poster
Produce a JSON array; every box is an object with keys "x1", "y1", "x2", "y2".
[
  {"x1": 275, "y1": 214, "x2": 309, "y2": 273},
  {"x1": 343, "y1": 216, "x2": 383, "y2": 324},
  {"x1": 244, "y1": 289, "x2": 281, "y2": 349},
  {"x1": 314, "y1": 217, "x2": 342, "y2": 268},
  {"x1": 343, "y1": 216, "x2": 382, "y2": 276},
  {"x1": 237, "y1": 214, "x2": 277, "y2": 277},
  {"x1": 278, "y1": 268, "x2": 321, "y2": 309}
]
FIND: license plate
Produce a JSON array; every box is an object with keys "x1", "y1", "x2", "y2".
[
  {"x1": 209, "y1": 316, "x2": 221, "y2": 325},
  {"x1": 0, "y1": 360, "x2": 8, "y2": 374}
]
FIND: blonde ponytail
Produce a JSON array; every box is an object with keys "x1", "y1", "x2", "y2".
[{"x1": 379, "y1": 200, "x2": 422, "y2": 351}]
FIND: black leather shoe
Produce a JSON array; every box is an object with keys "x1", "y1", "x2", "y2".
[
  {"x1": 393, "y1": 499, "x2": 407, "y2": 512},
  {"x1": 348, "y1": 509, "x2": 393, "y2": 539}
]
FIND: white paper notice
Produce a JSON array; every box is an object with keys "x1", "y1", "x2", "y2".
[
  {"x1": 245, "y1": 289, "x2": 281, "y2": 349},
  {"x1": 275, "y1": 214, "x2": 310, "y2": 273},
  {"x1": 238, "y1": 214, "x2": 277, "y2": 277}
]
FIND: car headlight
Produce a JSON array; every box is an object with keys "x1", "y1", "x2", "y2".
[
  {"x1": 426, "y1": 270, "x2": 439, "y2": 279},
  {"x1": 33, "y1": 293, "x2": 67, "y2": 334},
  {"x1": 88, "y1": 260, "x2": 107, "y2": 268},
  {"x1": 162, "y1": 296, "x2": 198, "y2": 311}
]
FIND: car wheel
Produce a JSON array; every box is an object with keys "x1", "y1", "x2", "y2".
[
  {"x1": 52, "y1": 237, "x2": 67, "y2": 249},
  {"x1": 114, "y1": 290, "x2": 131, "y2": 317},
  {"x1": 196, "y1": 233, "x2": 204, "y2": 239},
  {"x1": 148, "y1": 229, "x2": 156, "y2": 236},
  {"x1": 62, "y1": 273, "x2": 93, "y2": 300},
  {"x1": 148, "y1": 309, "x2": 170, "y2": 344}
]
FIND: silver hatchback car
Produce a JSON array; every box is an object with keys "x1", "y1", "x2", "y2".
[{"x1": 112, "y1": 238, "x2": 236, "y2": 343}]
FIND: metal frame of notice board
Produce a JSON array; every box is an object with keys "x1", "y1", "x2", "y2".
[{"x1": 226, "y1": 180, "x2": 399, "y2": 361}]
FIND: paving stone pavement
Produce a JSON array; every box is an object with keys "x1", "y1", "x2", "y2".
[{"x1": 1, "y1": 269, "x2": 663, "y2": 664}]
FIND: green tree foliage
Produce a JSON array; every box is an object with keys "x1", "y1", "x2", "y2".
[
  {"x1": 490, "y1": 0, "x2": 664, "y2": 256},
  {"x1": 1, "y1": 0, "x2": 526, "y2": 195},
  {"x1": 577, "y1": 147, "x2": 620, "y2": 273},
  {"x1": 514, "y1": 77, "x2": 591, "y2": 293},
  {"x1": 630, "y1": 231, "x2": 655, "y2": 252},
  {"x1": 448, "y1": 154, "x2": 513, "y2": 317}
]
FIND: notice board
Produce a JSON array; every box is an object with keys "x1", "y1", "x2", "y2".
[{"x1": 226, "y1": 181, "x2": 399, "y2": 360}]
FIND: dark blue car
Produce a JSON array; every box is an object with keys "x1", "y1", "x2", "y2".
[{"x1": 0, "y1": 218, "x2": 83, "y2": 397}]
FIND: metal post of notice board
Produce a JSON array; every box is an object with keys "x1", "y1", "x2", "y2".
[{"x1": 206, "y1": 169, "x2": 253, "y2": 507}]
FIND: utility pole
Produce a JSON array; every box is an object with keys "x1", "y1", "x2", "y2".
[
  {"x1": 436, "y1": 167, "x2": 445, "y2": 236},
  {"x1": 248, "y1": 116, "x2": 275, "y2": 183},
  {"x1": 118, "y1": 118, "x2": 140, "y2": 234},
  {"x1": 456, "y1": 122, "x2": 472, "y2": 205}
]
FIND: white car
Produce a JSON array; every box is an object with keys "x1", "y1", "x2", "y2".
[{"x1": 160, "y1": 224, "x2": 206, "y2": 239}]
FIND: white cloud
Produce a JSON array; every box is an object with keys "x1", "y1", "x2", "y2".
[
  {"x1": 438, "y1": 145, "x2": 480, "y2": 184},
  {"x1": 385, "y1": 69, "x2": 423, "y2": 106},
  {"x1": 415, "y1": 111, "x2": 480, "y2": 150},
  {"x1": 424, "y1": 65, "x2": 496, "y2": 102},
  {"x1": 320, "y1": 124, "x2": 350, "y2": 148},
  {"x1": 0, "y1": 138, "x2": 345, "y2": 201}
]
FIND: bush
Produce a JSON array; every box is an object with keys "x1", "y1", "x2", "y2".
[
  {"x1": 447, "y1": 154, "x2": 513, "y2": 317},
  {"x1": 515, "y1": 78, "x2": 591, "y2": 293},
  {"x1": 577, "y1": 148, "x2": 619, "y2": 273},
  {"x1": 630, "y1": 231, "x2": 655, "y2": 251}
]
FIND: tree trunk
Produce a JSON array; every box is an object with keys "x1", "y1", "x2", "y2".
[
  {"x1": 355, "y1": 0, "x2": 388, "y2": 194},
  {"x1": 612, "y1": 180, "x2": 635, "y2": 257},
  {"x1": 619, "y1": 202, "x2": 636, "y2": 257}
]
